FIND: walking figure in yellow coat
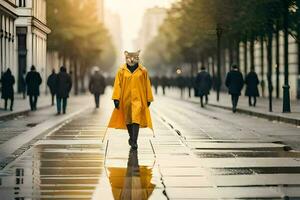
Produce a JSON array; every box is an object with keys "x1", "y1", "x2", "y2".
[{"x1": 108, "y1": 50, "x2": 154, "y2": 150}]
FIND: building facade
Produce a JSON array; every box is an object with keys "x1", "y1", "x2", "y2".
[
  {"x1": 0, "y1": 0, "x2": 18, "y2": 75},
  {"x1": 15, "y1": 0, "x2": 50, "y2": 92},
  {"x1": 104, "y1": 9, "x2": 122, "y2": 65},
  {"x1": 135, "y1": 7, "x2": 167, "y2": 51}
]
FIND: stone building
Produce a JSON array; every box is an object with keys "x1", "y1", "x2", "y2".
[
  {"x1": 0, "y1": 0, "x2": 18, "y2": 75},
  {"x1": 15, "y1": 0, "x2": 51, "y2": 92}
]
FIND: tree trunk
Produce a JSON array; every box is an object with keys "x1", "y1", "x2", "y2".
[
  {"x1": 229, "y1": 39, "x2": 234, "y2": 66},
  {"x1": 297, "y1": 39, "x2": 300, "y2": 99},
  {"x1": 62, "y1": 51, "x2": 67, "y2": 66},
  {"x1": 212, "y1": 55, "x2": 215, "y2": 77},
  {"x1": 250, "y1": 36, "x2": 255, "y2": 71},
  {"x1": 244, "y1": 39, "x2": 248, "y2": 75},
  {"x1": 188, "y1": 62, "x2": 194, "y2": 98},
  {"x1": 297, "y1": 0, "x2": 300, "y2": 99},
  {"x1": 80, "y1": 62, "x2": 87, "y2": 93},
  {"x1": 201, "y1": 54, "x2": 205, "y2": 69},
  {"x1": 267, "y1": 29, "x2": 273, "y2": 112},
  {"x1": 73, "y1": 59, "x2": 79, "y2": 95},
  {"x1": 206, "y1": 56, "x2": 210, "y2": 74},
  {"x1": 275, "y1": 23, "x2": 280, "y2": 99},
  {"x1": 236, "y1": 39, "x2": 240, "y2": 67},
  {"x1": 80, "y1": 74, "x2": 85, "y2": 93},
  {"x1": 216, "y1": 27, "x2": 222, "y2": 101},
  {"x1": 260, "y1": 36, "x2": 265, "y2": 97}
]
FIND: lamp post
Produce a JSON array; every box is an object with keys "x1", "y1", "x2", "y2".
[
  {"x1": 216, "y1": 24, "x2": 223, "y2": 102},
  {"x1": 282, "y1": 0, "x2": 291, "y2": 113}
]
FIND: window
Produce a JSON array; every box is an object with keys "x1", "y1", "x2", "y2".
[
  {"x1": 16, "y1": 168, "x2": 24, "y2": 176},
  {"x1": 18, "y1": 0, "x2": 26, "y2": 7},
  {"x1": 16, "y1": 178, "x2": 24, "y2": 185},
  {"x1": 15, "y1": 168, "x2": 24, "y2": 185}
]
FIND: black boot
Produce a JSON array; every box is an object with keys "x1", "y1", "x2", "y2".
[
  {"x1": 10, "y1": 99, "x2": 13, "y2": 111},
  {"x1": 131, "y1": 123, "x2": 140, "y2": 150},
  {"x1": 200, "y1": 96, "x2": 204, "y2": 108},
  {"x1": 126, "y1": 124, "x2": 133, "y2": 147},
  {"x1": 4, "y1": 99, "x2": 8, "y2": 110},
  {"x1": 233, "y1": 107, "x2": 237, "y2": 113},
  {"x1": 205, "y1": 95, "x2": 208, "y2": 104}
]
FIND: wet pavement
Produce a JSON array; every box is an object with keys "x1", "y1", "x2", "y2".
[{"x1": 0, "y1": 92, "x2": 300, "y2": 199}]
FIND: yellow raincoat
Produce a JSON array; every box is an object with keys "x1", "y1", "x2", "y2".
[{"x1": 108, "y1": 64, "x2": 154, "y2": 130}]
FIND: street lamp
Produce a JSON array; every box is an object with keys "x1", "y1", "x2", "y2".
[
  {"x1": 282, "y1": 0, "x2": 291, "y2": 113},
  {"x1": 176, "y1": 68, "x2": 182, "y2": 75},
  {"x1": 216, "y1": 24, "x2": 223, "y2": 102}
]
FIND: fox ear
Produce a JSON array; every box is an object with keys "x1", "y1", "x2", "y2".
[{"x1": 124, "y1": 51, "x2": 129, "y2": 56}]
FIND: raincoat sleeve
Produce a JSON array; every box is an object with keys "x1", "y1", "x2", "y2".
[
  {"x1": 146, "y1": 71, "x2": 154, "y2": 102},
  {"x1": 112, "y1": 70, "x2": 122, "y2": 100}
]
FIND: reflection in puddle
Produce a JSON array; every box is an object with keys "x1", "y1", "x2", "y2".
[
  {"x1": 0, "y1": 109, "x2": 159, "y2": 200},
  {"x1": 0, "y1": 149, "x2": 40, "y2": 200},
  {"x1": 108, "y1": 149, "x2": 155, "y2": 200},
  {"x1": 0, "y1": 110, "x2": 109, "y2": 200}
]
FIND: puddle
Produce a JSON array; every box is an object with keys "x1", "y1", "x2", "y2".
[
  {"x1": 195, "y1": 152, "x2": 235, "y2": 158},
  {"x1": 106, "y1": 149, "x2": 156, "y2": 200},
  {"x1": 210, "y1": 168, "x2": 254, "y2": 175},
  {"x1": 232, "y1": 151, "x2": 300, "y2": 158},
  {"x1": 251, "y1": 167, "x2": 300, "y2": 174},
  {"x1": 0, "y1": 110, "x2": 163, "y2": 200}
]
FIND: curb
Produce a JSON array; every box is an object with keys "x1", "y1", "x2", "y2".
[
  {"x1": 208, "y1": 103, "x2": 300, "y2": 126},
  {"x1": 0, "y1": 104, "x2": 52, "y2": 121}
]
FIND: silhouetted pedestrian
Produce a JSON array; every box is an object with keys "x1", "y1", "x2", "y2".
[
  {"x1": 1, "y1": 68, "x2": 15, "y2": 111},
  {"x1": 47, "y1": 69, "x2": 57, "y2": 106},
  {"x1": 195, "y1": 67, "x2": 212, "y2": 107},
  {"x1": 245, "y1": 69, "x2": 260, "y2": 107},
  {"x1": 152, "y1": 76, "x2": 159, "y2": 95},
  {"x1": 212, "y1": 75, "x2": 218, "y2": 91},
  {"x1": 55, "y1": 66, "x2": 72, "y2": 114},
  {"x1": 177, "y1": 76, "x2": 185, "y2": 98},
  {"x1": 26, "y1": 65, "x2": 42, "y2": 111},
  {"x1": 161, "y1": 76, "x2": 168, "y2": 95},
  {"x1": 89, "y1": 67, "x2": 106, "y2": 108},
  {"x1": 225, "y1": 64, "x2": 244, "y2": 113}
]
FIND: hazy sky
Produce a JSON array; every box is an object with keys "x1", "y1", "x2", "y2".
[{"x1": 104, "y1": 0, "x2": 176, "y2": 51}]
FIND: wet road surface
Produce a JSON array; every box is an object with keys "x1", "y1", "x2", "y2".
[{"x1": 0, "y1": 93, "x2": 300, "y2": 199}]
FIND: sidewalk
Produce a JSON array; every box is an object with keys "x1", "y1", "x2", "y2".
[
  {"x1": 0, "y1": 94, "x2": 94, "y2": 169},
  {"x1": 0, "y1": 94, "x2": 52, "y2": 120},
  {"x1": 164, "y1": 88, "x2": 300, "y2": 126}
]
